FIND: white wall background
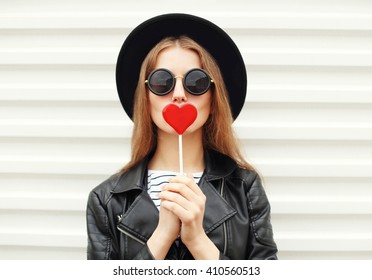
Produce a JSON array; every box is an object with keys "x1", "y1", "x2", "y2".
[{"x1": 0, "y1": 0, "x2": 372, "y2": 260}]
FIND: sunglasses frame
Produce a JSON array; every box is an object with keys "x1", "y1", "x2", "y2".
[{"x1": 145, "y1": 68, "x2": 214, "y2": 96}]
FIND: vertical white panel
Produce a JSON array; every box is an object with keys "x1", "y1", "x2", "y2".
[{"x1": 0, "y1": 0, "x2": 371, "y2": 259}]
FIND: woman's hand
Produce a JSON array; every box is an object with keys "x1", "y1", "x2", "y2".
[
  {"x1": 158, "y1": 203, "x2": 181, "y2": 242},
  {"x1": 159, "y1": 174, "x2": 205, "y2": 243},
  {"x1": 158, "y1": 174, "x2": 219, "y2": 259},
  {"x1": 147, "y1": 188, "x2": 181, "y2": 260}
]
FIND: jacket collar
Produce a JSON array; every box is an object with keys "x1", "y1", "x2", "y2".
[
  {"x1": 113, "y1": 149, "x2": 238, "y2": 244},
  {"x1": 111, "y1": 158, "x2": 148, "y2": 194},
  {"x1": 111, "y1": 149, "x2": 237, "y2": 194},
  {"x1": 203, "y1": 149, "x2": 237, "y2": 181}
]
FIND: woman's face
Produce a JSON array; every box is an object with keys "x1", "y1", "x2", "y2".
[{"x1": 148, "y1": 46, "x2": 212, "y2": 136}]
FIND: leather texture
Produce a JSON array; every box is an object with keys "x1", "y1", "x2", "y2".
[{"x1": 86, "y1": 149, "x2": 278, "y2": 260}]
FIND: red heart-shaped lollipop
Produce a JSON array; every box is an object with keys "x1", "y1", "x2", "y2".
[{"x1": 162, "y1": 103, "x2": 198, "y2": 135}]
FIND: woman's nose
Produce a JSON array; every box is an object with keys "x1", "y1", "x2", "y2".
[{"x1": 172, "y1": 78, "x2": 187, "y2": 102}]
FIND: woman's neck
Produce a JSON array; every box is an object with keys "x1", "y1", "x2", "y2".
[{"x1": 148, "y1": 130, "x2": 205, "y2": 173}]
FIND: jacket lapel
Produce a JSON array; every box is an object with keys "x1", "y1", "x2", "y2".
[
  {"x1": 114, "y1": 149, "x2": 238, "y2": 246},
  {"x1": 199, "y1": 177, "x2": 237, "y2": 234},
  {"x1": 201, "y1": 149, "x2": 238, "y2": 233},
  {"x1": 117, "y1": 191, "x2": 159, "y2": 243},
  {"x1": 112, "y1": 157, "x2": 160, "y2": 243},
  {"x1": 117, "y1": 177, "x2": 237, "y2": 244}
]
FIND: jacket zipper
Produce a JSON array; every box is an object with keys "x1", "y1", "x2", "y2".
[
  {"x1": 220, "y1": 178, "x2": 228, "y2": 256},
  {"x1": 117, "y1": 225, "x2": 146, "y2": 245}
]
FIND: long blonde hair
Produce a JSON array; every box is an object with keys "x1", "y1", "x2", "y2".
[{"x1": 122, "y1": 36, "x2": 253, "y2": 171}]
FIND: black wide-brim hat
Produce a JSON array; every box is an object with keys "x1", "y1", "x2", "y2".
[{"x1": 116, "y1": 13, "x2": 247, "y2": 120}]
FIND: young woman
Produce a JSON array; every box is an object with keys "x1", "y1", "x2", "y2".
[{"x1": 87, "y1": 14, "x2": 277, "y2": 260}]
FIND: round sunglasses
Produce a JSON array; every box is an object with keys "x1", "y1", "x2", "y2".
[{"x1": 145, "y1": 68, "x2": 214, "y2": 96}]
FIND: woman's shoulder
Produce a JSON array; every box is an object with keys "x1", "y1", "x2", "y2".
[
  {"x1": 230, "y1": 165, "x2": 261, "y2": 184},
  {"x1": 205, "y1": 149, "x2": 260, "y2": 183}
]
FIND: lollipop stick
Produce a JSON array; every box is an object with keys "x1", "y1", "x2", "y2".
[{"x1": 179, "y1": 134, "x2": 183, "y2": 175}]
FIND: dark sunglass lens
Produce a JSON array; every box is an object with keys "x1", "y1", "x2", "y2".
[
  {"x1": 149, "y1": 70, "x2": 173, "y2": 95},
  {"x1": 185, "y1": 70, "x2": 210, "y2": 95}
]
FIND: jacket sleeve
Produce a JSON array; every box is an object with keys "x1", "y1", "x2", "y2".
[
  {"x1": 245, "y1": 174, "x2": 278, "y2": 259},
  {"x1": 86, "y1": 190, "x2": 115, "y2": 260},
  {"x1": 132, "y1": 245, "x2": 156, "y2": 260}
]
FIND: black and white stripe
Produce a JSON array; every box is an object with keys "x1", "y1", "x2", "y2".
[{"x1": 147, "y1": 170, "x2": 203, "y2": 210}]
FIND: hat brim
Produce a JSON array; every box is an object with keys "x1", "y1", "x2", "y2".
[{"x1": 116, "y1": 13, "x2": 247, "y2": 120}]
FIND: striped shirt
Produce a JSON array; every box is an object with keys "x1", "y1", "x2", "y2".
[{"x1": 147, "y1": 170, "x2": 203, "y2": 210}]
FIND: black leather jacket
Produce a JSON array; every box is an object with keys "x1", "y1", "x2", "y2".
[{"x1": 86, "y1": 150, "x2": 278, "y2": 260}]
